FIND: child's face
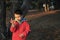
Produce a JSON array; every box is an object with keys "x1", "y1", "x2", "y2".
[{"x1": 14, "y1": 13, "x2": 22, "y2": 21}]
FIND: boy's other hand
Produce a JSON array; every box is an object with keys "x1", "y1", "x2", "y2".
[{"x1": 19, "y1": 34, "x2": 24, "y2": 38}]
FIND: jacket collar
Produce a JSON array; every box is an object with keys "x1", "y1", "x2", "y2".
[{"x1": 15, "y1": 18, "x2": 26, "y2": 24}]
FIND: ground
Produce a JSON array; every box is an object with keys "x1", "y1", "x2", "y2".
[{"x1": 26, "y1": 10, "x2": 60, "y2": 40}]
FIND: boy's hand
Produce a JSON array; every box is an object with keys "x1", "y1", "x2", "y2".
[
  {"x1": 10, "y1": 18, "x2": 16, "y2": 27},
  {"x1": 19, "y1": 34, "x2": 24, "y2": 38}
]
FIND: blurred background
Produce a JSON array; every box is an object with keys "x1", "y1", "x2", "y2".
[{"x1": 0, "y1": 0, "x2": 60, "y2": 40}]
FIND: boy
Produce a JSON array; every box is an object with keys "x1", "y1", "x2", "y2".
[{"x1": 10, "y1": 10, "x2": 31, "y2": 40}]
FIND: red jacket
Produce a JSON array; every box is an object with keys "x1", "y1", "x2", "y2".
[{"x1": 10, "y1": 21, "x2": 31, "y2": 40}]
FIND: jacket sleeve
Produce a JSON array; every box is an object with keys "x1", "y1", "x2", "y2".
[
  {"x1": 10, "y1": 22, "x2": 19, "y2": 32},
  {"x1": 22, "y1": 21, "x2": 31, "y2": 37},
  {"x1": 10, "y1": 26, "x2": 16, "y2": 32}
]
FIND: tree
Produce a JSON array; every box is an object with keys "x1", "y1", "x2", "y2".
[{"x1": 0, "y1": 0, "x2": 6, "y2": 40}]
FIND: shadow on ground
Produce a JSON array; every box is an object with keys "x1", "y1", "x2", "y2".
[{"x1": 27, "y1": 11, "x2": 60, "y2": 40}]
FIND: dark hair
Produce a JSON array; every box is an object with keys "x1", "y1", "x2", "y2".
[{"x1": 14, "y1": 9, "x2": 23, "y2": 15}]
